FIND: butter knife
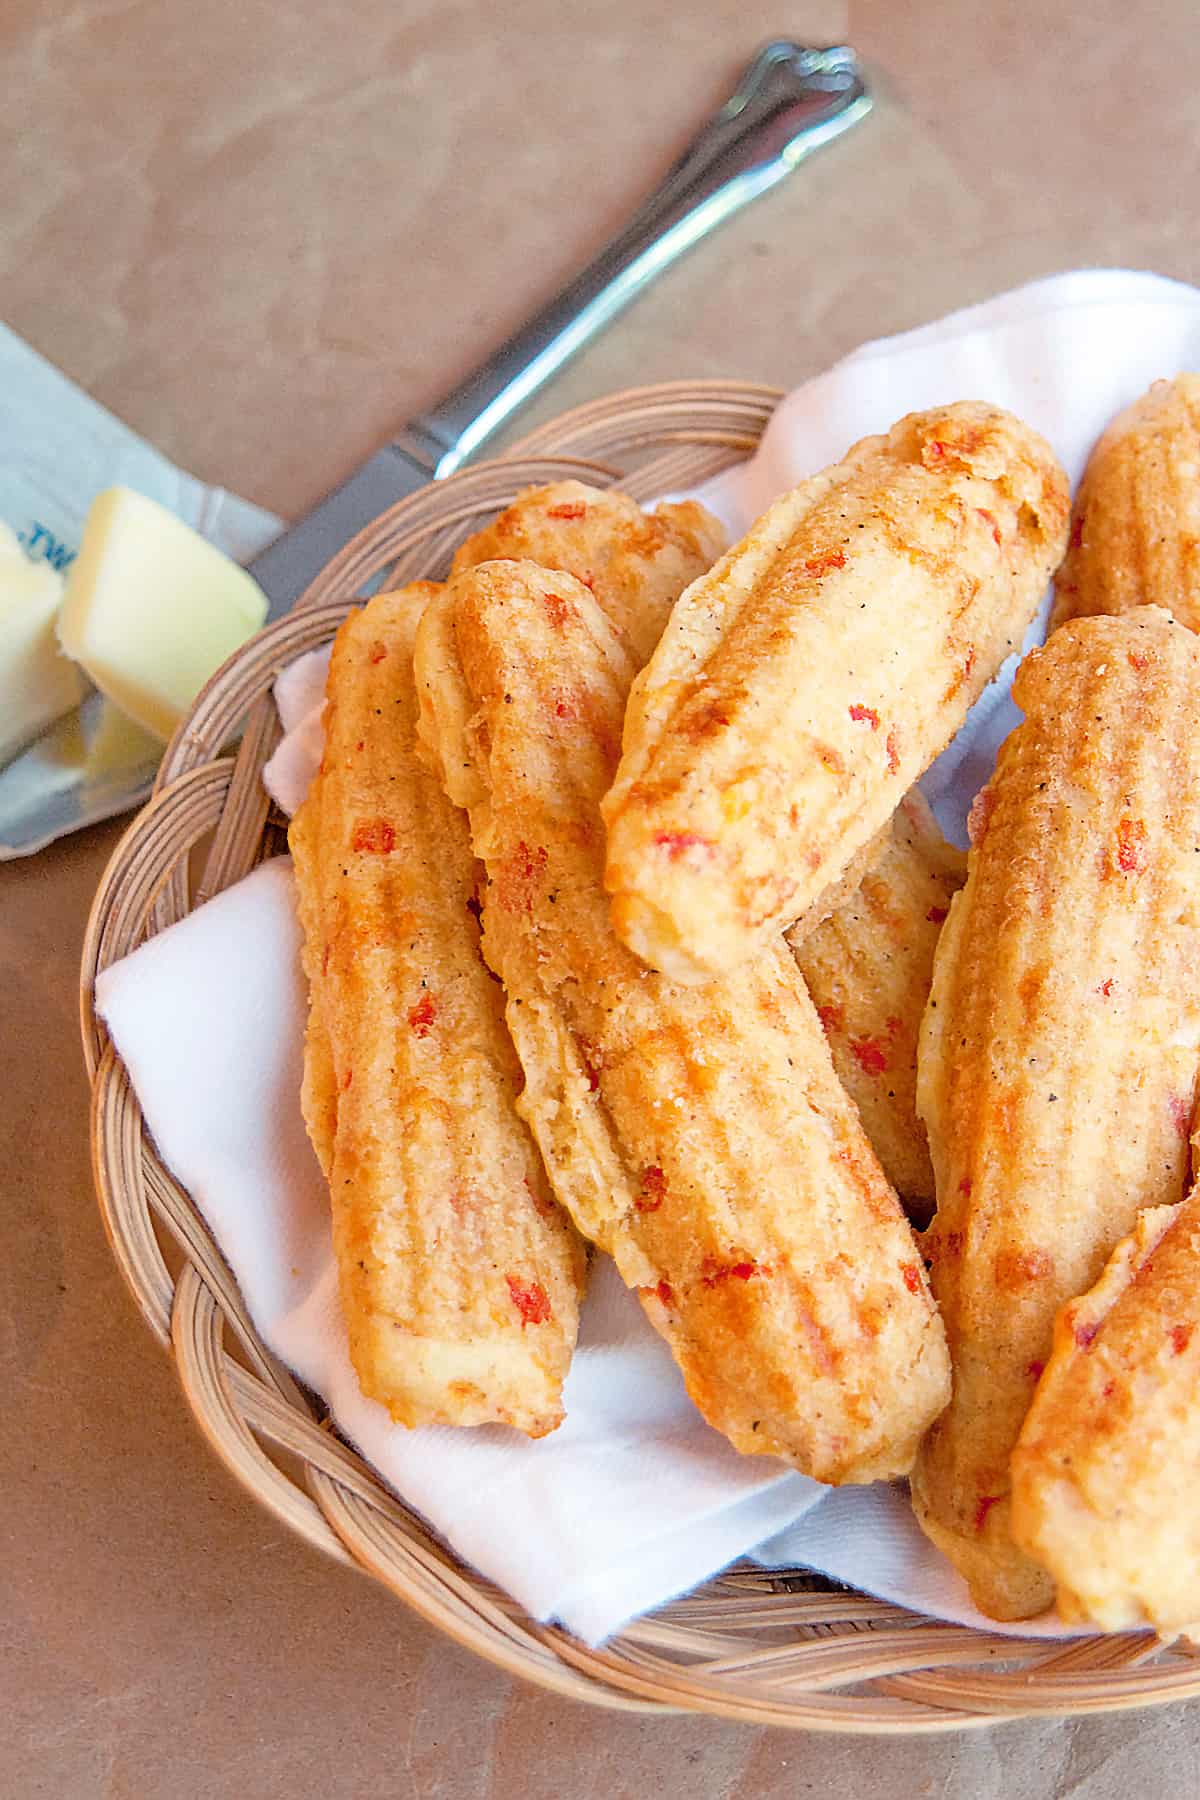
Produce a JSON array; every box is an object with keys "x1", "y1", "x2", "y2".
[{"x1": 0, "y1": 40, "x2": 870, "y2": 857}]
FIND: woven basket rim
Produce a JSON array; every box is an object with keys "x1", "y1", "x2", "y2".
[{"x1": 80, "y1": 380, "x2": 1196, "y2": 1731}]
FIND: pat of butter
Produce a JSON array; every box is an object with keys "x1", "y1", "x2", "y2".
[
  {"x1": 57, "y1": 487, "x2": 269, "y2": 742},
  {"x1": 0, "y1": 521, "x2": 88, "y2": 765}
]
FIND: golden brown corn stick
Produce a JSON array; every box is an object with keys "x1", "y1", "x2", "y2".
[
  {"x1": 289, "y1": 583, "x2": 584, "y2": 1436},
  {"x1": 1010, "y1": 1187, "x2": 1200, "y2": 1633},
  {"x1": 913, "y1": 607, "x2": 1200, "y2": 1619},
  {"x1": 414, "y1": 559, "x2": 950, "y2": 1484},
  {"x1": 789, "y1": 791, "x2": 965, "y2": 1214},
  {"x1": 1052, "y1": 374, "x2": 1200, "y2": 633},
  {"x1": 452, "y1": 479, "x2": 727, "y2": 664},
  {"x1": 601, "y1": 402, "x2": 1069, "y2": 984}
]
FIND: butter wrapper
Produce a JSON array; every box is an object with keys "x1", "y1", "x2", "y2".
[{"x1": 0, "y1": 323, "x2": 282, "y2": 857}]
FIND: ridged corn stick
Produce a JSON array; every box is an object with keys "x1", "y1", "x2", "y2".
[
  {"x1": 602, "y1": 402, "x2": 1069, "y2": 984},
  {"x1": 1010, "y1": 1185, "x2": 1200, "y2": 1632},
  {"x1": 289, "y1": 583, "x2": 584, "y2": 1436},
  {"x1": 414, "y1": 559, "x2": 950, "y2": 1484},
  {"x1": 913, "y1": 606, "x2": 1200, "y2": 1618}
]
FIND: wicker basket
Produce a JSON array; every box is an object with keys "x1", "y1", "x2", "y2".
[{"x1": 81, "y1": 381, "x2": 1200, "y2": 1731}]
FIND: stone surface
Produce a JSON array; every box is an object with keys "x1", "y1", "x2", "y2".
[{"x1": 4, "y1": 0, "x2": 1200, "y2": 1790}]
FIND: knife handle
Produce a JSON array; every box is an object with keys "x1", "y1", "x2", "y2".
[{"x1": 396, "y1": 41, "x2": 871, "y2": 478}]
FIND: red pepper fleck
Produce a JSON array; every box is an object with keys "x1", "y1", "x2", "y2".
[
  {"x1": 369, "y1": 641, "x2": 388, "y2": 665},
  {"x1": 655, "y1": 1279, "x2": 674, "y2": 1307},
  {"x1": 804, "y1": 548, "x2": 847, "y2": 578},
  {"x1": 701, "y1": 1257, "x2": 760, "y2": 1289},
  {"x1": 849, "y1": 1036, "x2": 889, "y2": 1076},
  {"x1": 506, "y1": 1275, "x2": 552, "y2": 1327},
  {"x1": 927, "y1": 904, "x2": 949, "y2": 924},
  {"x1": 341, "y1": 1067, "x2": 353, "y2": 1091},
  {"x1": 995, "y1": 1247, "x2": 1055, "y2": 1290},
  {"x1": 636, "y1": 1165, "x2": 667, "y2": 1213},
  {"x1": 1128, "y1": 649, "x2": 1150, "y2": 672},
  {"x1": 546, "y1": 500, "x2": 587, "y2": 520},
  {"x1": 1170, "y1": 1093, "x2": 1193, "y2": 1140},
  {"x1": 1101, "y1": 1379, "x2": 1116, "y2": 1399},
  {"x1": 355, "y1": 739, "x2": 364, "y2": 752},
  {"x1": 686, "y1": 699, "x2": 733, "y2": 740},
  {"x1": 408, "y1": 993, "x2": 437, "y2": 1037},
  {"x1": 352, "y1": 818, "x2": 396, "y2": 854},
  {"x1": 816, "y1": 1002, "x2": 844, "y2": 1034},
  {"x1": 1074, "y1": 1318, "x2": 1099, "y2": 1350},
  {"x1": 940, "y1": 1229, "x2": 965, "y2": 1259},
  {"x1": 974, "y1": 1493, "x2": 1002, "y2": 1532},
  {"x1": 1170, "y1": 1324, "x2": 1193, "y2": 1355},
  {"x1": 958, "y1": 1176, "x2": 973, "y2": 1197},
  {"x1": 1026, "y1": 1360, "x2": 1045, "y2": 1381},
  {"x1": 497, "y1": 840, "x2": 548, "y2": 914},
  {"x1": 653, "y1": 830, "x2": 714, "y2": 860},
  {"x1": 886, "y1": 728, "x2": 901, "y2": 776},
  {"x1": 551, "y1": 688, "x2": 578, "y2": 721},
  {"x1": 976, "y1": 508, "x2": 1003, "y2": 546},
  {"x1": 849, "y1": 702, "x2": 880, "y2": 729},
  {"x1": 1115, "y1": 816, "x2": 1148, "y2": 874},
  {"x1": 575, "y1": 1035, "x2": 603, "y2": 1091},
  {"x1": 963, "y1": 646, "x2": 977, "y2": 683},
  {"x1": 542, "y1": 587, "x2": 574, "y2": 630},
  {"x1": 1096, "y1": 977, "x2": 1115, "y2": 998},
  {"x1": 900, "y1": 1262, "x2": 921, "y2": 1295},
  {"x1": 924, "y1": 439, "x2": 948, "y2": 464}
]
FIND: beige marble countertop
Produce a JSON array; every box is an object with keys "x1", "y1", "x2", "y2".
[{"x1": 6, "y1": 2, "x2": 1200, "y2": 1792}]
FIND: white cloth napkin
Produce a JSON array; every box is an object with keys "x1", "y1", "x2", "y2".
[{"x1": 99, "y1": 270, "x2": 1200, "y2": 1644}]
